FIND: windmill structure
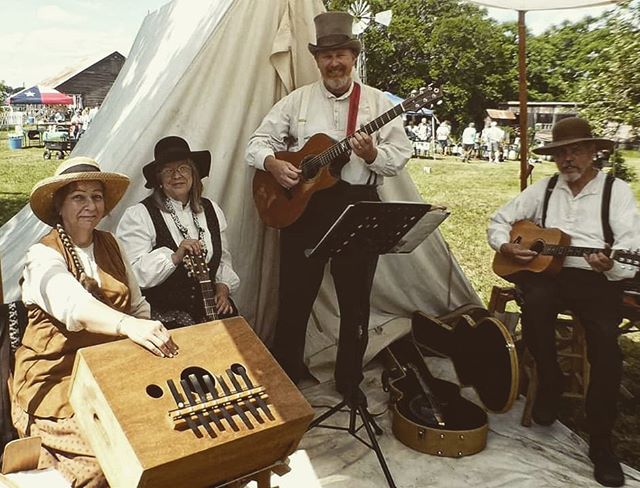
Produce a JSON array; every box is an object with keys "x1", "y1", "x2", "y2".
[{"x1": 348, "y1": 0, "x2": 393, "y2": 83}]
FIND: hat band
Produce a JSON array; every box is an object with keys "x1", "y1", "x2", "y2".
[{"x1": 60, "y1": 164, "x2": 100, "y2": 175}]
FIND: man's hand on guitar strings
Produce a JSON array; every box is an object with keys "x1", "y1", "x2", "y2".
[
  {"x1": 584, "y1": 250, "x2": 614, "y2": 272},
  {"x1": 265, "y1": 156, "x2": 301, "y2": 189},
  {"x1": 500, "y1": 242, "x2": 537, "y2": 263},
  {"x1": 349, "y1": 131, "x2": 378, "y2": 164}
]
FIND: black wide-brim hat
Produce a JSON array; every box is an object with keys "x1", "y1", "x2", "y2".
[
  {"x1": 533, "y1": 117, "x2": 614, "y2": 156},
  {"x1": 308, "y1": 12, "x2": 361, "y2": 56},
  {"x1": 142, "y1": 136, "x2": 211, "y2": 188}
]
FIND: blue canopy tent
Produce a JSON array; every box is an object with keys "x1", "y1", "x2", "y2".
[{"x1": 385, "y1": 91, "x2": 437, "y2": 160}]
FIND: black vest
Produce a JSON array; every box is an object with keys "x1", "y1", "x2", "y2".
[{"x1": 140, "y1": 197, "x2": 222, "y2": 322}]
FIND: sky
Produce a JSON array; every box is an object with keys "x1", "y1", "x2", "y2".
[{"x1": 0, "y1": 0, "x2": 616, "y2": 89}]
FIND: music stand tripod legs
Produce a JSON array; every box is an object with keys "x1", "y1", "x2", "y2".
[{"x1": 308, "y1": 389, "x2": 398, "y2": 488}]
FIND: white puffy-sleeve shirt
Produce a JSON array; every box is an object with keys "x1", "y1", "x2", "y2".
[
  {"x1": 488, "y1": 171, "x2": 640, "y2": 281},
  {"x1": 115, "y1": 197, "x2": 240, "y2": 294},
  {"x1": 21, "y1": 237, "x2": 151, "y2": 332}
]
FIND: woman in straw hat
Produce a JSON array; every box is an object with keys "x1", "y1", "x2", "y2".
[
  {"x1": 12, "y1": 156, "x2": 178, "y2": 487},
  {"x1": 116, "y1": 136, "x2": 239, "y2": 328}
]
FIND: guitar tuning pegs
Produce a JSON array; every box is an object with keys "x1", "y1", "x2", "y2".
[{"x1": 419, "y1": 86, "x2": 426, "y2": 93}]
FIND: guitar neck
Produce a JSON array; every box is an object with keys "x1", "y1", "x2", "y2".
[
  {"x1": 407, "y1": 363, "x2": 446, "y2": 427},
  {"x1": 313, "y1": 102, "x2": 406, "y2": 169},
  {"x1": 199, "y1": 280, "x2": 219, "y2": 321},
  {"x1": 543, "y1": 244, "x2": 608, "y2": 258}
]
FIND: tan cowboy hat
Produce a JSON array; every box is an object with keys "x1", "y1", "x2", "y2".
[
  {"x1": 308, "y1": 12, "x2": 361, "y2": 55},
  {"x1": 30, "y1": 157, "x2": 129, "y2": 226},
  {"x1": 142, "y1": 136, "x2": 211, "y2": 189},
  {"x1": 533, "y1": 117, "x2": 614, "y2": 155}
]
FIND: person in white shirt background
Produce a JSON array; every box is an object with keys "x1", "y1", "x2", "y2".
[
  {"x1": 487, "y1": 117, "x2": 640, "y2": 488},
  {"x1": 461, "y1": 122, "x2": 477, "y2": 162},
  {"x1": 117, "y1": 136, "x2": 239, "y2": 329}
]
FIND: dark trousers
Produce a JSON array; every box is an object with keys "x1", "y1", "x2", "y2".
[
  {"x1": 272, "y1": 182, "x2": 380, "y2": 394},
  {"x1": 514, "y1": 268, "x2": 623, "y2": 438}
]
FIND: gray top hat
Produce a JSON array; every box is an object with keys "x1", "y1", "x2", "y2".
[{"x1": 308, "y1": 12, "x2": 361, "y2": 55}]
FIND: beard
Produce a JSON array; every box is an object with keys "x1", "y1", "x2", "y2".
[
  {"x1": 322, "y1": 71, "x2": 352, "y2": 94},
  {"x1": 560, "y1": 170, "x2": 582, "y2": 183}
]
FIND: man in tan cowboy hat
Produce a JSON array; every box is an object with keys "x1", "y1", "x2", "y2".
[
  {"x1": 488, "y1": 117, "x2": 640, "y2": 487},
  {"x1": 246, "y1": 12, "x2": 412, "y2": 404}
]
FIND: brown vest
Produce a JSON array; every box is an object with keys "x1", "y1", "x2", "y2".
[{"x1": 13, "y1": 229, "x2": 131, "y2": 418}]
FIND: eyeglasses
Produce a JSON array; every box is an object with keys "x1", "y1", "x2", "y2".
[
  {"x1": 553, "y1": 144, "x2": 592, "y2": 159},
  {"x1": 159, "y1": 164, "x2": 193, "y2": 178}
]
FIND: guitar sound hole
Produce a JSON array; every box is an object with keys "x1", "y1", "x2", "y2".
[
  {"x1": 301, "y1": 156, "x2": 319, "y2": 180},
  {"x1": 409, "y1": 395, "x2": 441, "y2": 427},
  {"x1": 530, "y1": 240, "x2": 544, "y2": 253}
]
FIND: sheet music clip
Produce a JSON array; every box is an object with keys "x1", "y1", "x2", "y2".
[{"x1": 304, "y1": 201, "x2": 449, "y2": 258}]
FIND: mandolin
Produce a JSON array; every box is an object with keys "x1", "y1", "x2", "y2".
[
  {"x1": 492, "y1": 220, "x2": 640, "y2": 280},
  {"x1": 252, "y1": 86, "x2": 444, "y2": 229},
  {"x1": 183, "y1": 253, "x2": 218, "y2": 321}
]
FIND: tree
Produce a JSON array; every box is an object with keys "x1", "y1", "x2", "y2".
[{"x1": 324, "y1": 0, "x2": 519, "y2": 130}]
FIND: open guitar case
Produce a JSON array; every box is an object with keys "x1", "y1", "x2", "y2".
[{"x1": 381, "y1": 304, "x2": 519, "y2": 457}]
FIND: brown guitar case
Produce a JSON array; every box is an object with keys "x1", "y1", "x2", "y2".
[
  {"x1": 382, "y1": 337, "x2": 488, "y2": 457},
  {"x1": 382, "y1": 304, "x2": 519, "y2": 458},
  {"x1": 412, "y1": 304, "x2": 519, "y2": 413}
]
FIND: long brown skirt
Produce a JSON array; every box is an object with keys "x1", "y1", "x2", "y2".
[{"x1": 11, "y1": 402, "x2": 107, "y2": 488}]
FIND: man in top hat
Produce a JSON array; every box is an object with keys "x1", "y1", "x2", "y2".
[
  {"x1": 488, "y1": 117, "x2": 640, "y2": 487},
  {"x1": 246, "y1": 12, "x2": 412, "y2": 403}
]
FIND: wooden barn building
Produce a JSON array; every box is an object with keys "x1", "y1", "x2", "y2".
[{"x1": 41, "y1": 51, "x2": 125, "y2": 108}]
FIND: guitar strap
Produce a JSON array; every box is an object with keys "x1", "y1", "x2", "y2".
[
  {"x1": 542, "y1": 172, "x2": 615, "y2": 246},
  {"x1": 346, "y1": 82, "x2": 361, "y2": 136}
]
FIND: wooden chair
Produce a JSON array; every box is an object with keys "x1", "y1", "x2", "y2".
[{"x1": 488, "y1": 285, "x2": 590, "y2": 427}]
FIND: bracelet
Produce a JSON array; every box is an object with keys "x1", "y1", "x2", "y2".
[{"x1": 115, "y1": 314, "x2": 127, "y2": 336}]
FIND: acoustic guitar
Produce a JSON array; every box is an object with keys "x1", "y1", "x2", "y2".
[
  {"x1": 252, "y1": 86, "x2": 444, "y2": 229},
  {"x1": 492, "y1": 220, "x2": 640, "y2": 280},
  {"x1": 183, "y1": 253, "x2": 218, "y2": 321}
]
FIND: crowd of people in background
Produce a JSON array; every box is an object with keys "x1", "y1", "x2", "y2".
[
  {"x1": 404, "y1": 116, "x2": 520, "y2": 163},
  {"x1": 23, "y1": 106, "x2": 99, "y2": 139}
]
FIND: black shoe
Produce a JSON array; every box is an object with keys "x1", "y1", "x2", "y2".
[
  {"x1": 589, "y1": 440, "x2": 625, "y2": 487},
  {"x1": 531, "y1": 381, "x2": 562, "y2": 426}
]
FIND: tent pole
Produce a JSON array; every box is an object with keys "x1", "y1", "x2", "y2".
[{"x1": 518, "y1": 10, "x2": 528, "y2": 191}]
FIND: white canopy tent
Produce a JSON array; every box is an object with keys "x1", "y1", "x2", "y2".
[
  {"x1": 0, "y1": 0, "x2": 478, "y2": 379},
  {"x1": 1, "y1": 1, "x2": 639, "y2": 485}
]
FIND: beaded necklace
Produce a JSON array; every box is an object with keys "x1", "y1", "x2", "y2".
[
  {"x1": 55, "y1": 223, "x2": 109, "y2": 304},
  {"x1": 163, "y1": 196, "x2": 207, "y2": 255}
]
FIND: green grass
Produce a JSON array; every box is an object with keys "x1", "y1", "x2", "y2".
[
  {"x1": 1, "y1": 132, "x2": 639, "y2": 469},
  {"x1": 0, "y1": 131, "x2": 58, "y2": 226}
]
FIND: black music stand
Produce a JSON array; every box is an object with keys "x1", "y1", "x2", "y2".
[{"x1": 305, "y1": 201, "x2": 448, "y2": 488}]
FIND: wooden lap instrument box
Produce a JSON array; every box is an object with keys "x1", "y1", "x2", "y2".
[
  {"x1": 382, "y1": 305, "x2": 518, "y2": 458},
  {"x1": 69, "y1": 317, "x2": 314, "y2": 488}
]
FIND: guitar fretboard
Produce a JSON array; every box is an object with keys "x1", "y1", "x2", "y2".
[
  {"x1": 200, "y1": 280, "x2": 219, "y2": 321},
  {"x1": 542, "y1": 245, "x2": 610, "y2": 257},
  {"x1": 303, "y1": 100, "x2": 418, "y2": 173}
]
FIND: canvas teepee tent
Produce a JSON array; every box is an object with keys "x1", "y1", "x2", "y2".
[{"x1": 0, "y1": 0, "x2": 479, "y2": 377}]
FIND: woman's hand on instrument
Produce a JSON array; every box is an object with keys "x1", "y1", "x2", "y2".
[
  {"x1": 585, "y1": 251, "x2": 614, "y2": 272},
  {"x1": 214, "y1": 283, "x2": 233, "y2": 315},
  {"x1": 171, "y1": 239, "x2": 203, "y2": 265},
  {"x1": 500, "y1": 243, "x2": 537, "y2": 263},
  {"x1": 349, "y1": 132, "x2": 378, "y2": 164},
  {"x1": 264, "y1": 156, "x2": 301, "y2": 189},
  {"x1": 120, "y1": 317, "x2": 179, "y2": 358}
]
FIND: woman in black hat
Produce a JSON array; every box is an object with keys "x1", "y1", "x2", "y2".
[{"x1": 116, "y1": 136, "x2": 239, "y2": 328}]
